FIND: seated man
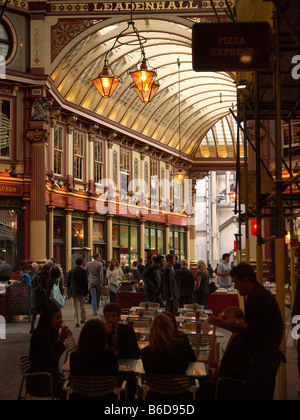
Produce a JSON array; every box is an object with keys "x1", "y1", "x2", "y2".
[{"x1": 103, "y1": 303, "x2": 140, "y2": 400}]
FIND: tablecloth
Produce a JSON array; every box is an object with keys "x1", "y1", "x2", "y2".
[{"x1": 117, "y1": 292, "x2": 146, "y2": 309}]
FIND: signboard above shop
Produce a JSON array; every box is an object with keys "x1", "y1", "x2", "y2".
[{"x1": 192, "y1": 22, "x2": 271, "y2": 72}]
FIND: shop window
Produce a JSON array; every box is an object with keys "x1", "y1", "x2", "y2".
[
  {"x1": 74, "y1": 132, "x2": 84, "y2": 180},
  {"x1": 0, "y1": 98, "x2": 11, "y2": 158},
  {"x1": 93, "y1": 221, "x2": 105, "y2": 243},
  {"x1": 72, "y1": 220, "x2": 84, "y2": 248},
  {"x1": 0, "y1": 209, "x2": 18, "y2": 269},
  {"x1": 95, "y1": 140, "x2": 103, "y2": 184},
  {"x1": 112, "y1": 224, "x2": 119, "y2": 247},
  {"x1": 53, "y1": 216, "x2": 63, "y2": 241},
  {"x1": 54, "y1": 126, "x2": 63, "y2": 175}
]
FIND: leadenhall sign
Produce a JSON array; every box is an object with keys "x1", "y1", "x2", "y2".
[{"x1": 91, "y1": 0, "x2": 234, "y2": 14}]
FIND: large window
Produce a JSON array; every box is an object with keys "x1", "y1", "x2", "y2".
[
  {"x1": 95, "y1": 139, "x2": 103, "y2": 184},
  {"x1": 0, "y1": 209, "x2": 18, "y2": 270},
  {"x1": 120, "y1": 150, "x2": 131, "y2": 195},
  {"x1": 145, "y1": 222, "x2": 165, "y2": 255},
  {"x1": 0, "y1": 98, "x2": 11, "y2": 158},
  {"x1": 169, "y1": 225, "x2": 186, "y2": 262},
  {"x1": 54, "y1": 126, "x2": 63, "y2": 175},
  {"x1": 112, "y1": 218, "x2": 139, "y2": 265},
  {"x1": 74, "y1": 132, "x2": 84, "y2": 180}
]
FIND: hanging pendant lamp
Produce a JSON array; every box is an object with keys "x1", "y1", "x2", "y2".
[
  {"x1": 132, "y1": 80, "x2": 160, "y2": 103},
  {"x1": 92, "y1": 62, "x2": 120, "y2": 98},
  {"x1": 130, "y1": 56, "x2": 157, "y2": 94}
]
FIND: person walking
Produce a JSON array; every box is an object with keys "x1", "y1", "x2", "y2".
[
  {"x1": 86, "y1": 253, "x2": 104, "y2": 316},
  {"x1": 176, "y1": 259, "x2": 195, "y2": 307},
  {"x1": 67, "y1": 258, "x2": 89, "y2": 328},
  {"x1": 106, "y1": 258, "x2": 123, "y2": 303},
  {"x1": 142, "y1": 255, "x2": 165, "y2": 307}
]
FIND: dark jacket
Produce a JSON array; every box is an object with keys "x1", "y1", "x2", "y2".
[
  {"x1": 67, "y1": 266, "x2": 89, "y2": 297},
  {"x1": 176, "y1": 267, "x2": 195, "y2": 297},
  {"x1": 115, "y1": 323, "x2": 141, "y2": 360},
  {"x1": 142, "y1": 264, "x2": 163, "y2": 294},
  {"x1": 141, "y1": 338, "x2": 190, "y2": 375},
  {"x1": 162, "y1": 265, "x2": 180, "y2": 300},
  {"x1": 70, "y1": 350, "x2": 118, "y2": 377},
  {"x1": 28, "y1": 327, "x2": 65, "y2": 396}
]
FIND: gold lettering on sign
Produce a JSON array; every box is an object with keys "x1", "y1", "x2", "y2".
[{"x1": 92, "y1": 1, "x2": 201, "y2": 12}]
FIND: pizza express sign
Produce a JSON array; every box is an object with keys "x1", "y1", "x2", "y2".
[{"x1": 193, "y1": 22, "x2": 271, "y2": 72}]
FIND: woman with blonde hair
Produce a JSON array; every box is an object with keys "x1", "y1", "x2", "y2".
[
  {"x1": 141, "y1": 313, "x2": 191, "y2": 376},
  {"x1": 195, "y1": 260, "x2": 210, "y2": 308}
]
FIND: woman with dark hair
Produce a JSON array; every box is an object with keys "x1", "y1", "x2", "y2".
[
  {"x1": 28, "y1": 305, "x2": 71, "y2": 398},
  {"x1": 70, "y1": 319, "x2": 118, "y2": 377}
]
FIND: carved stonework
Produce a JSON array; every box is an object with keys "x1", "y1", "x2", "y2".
[
  {"x1": 51, "y1": 18, "x2": 103, "y2": 61},
  {"x1": 27, "y1": 129, "x2": 49, "y2": 144}
]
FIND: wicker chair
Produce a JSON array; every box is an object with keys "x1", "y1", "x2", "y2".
[
  {"x1": 186, "y1": 333, "x2": 217, "y2": 362},
  {"x1": 137, "y1": 375, "x2": 199, "y2": 400},
  {"x1": 63, "y1": 336, "x2": 77, "y2": 364},
  {"x1": 17, "y1": 356, "x2": 55, "y2": 400},
  {"x1": 63, "y1": 376, "x2": 127, "y2": 400}
]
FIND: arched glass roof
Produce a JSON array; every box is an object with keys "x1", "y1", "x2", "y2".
[{"x1": 51, "y1": 18, "x2": 238, "y2": 159}]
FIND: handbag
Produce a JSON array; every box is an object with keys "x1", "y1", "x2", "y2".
[
  {"x1": 50, "y1": 281, "x2": 66, "y2": 309},
  {"x1": 108, "y1": 278, "x2": 119, "y2": 294}
]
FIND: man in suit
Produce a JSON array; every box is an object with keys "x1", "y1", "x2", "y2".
[
  {"x1": 103, "y1": 303, "x2": 140, "y2": 399},
  {"x1": 176, "y1": 259, "x2": 195, "y2": 307},
  {"x1": 86, "y1": 253, "x2": 103, "y2": 316},
  {"x1": 67, "y1": 258, "x2": 89, "y2": 328},
  {"x1": 0, "y1": 255, "x2": 12, "y2": 282},
  {"x1": 162, "y1": 254, "x2": 180, "y2": 314}
]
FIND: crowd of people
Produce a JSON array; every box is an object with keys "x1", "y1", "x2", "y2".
[
  {"x1": 26, "y1": 263, "x2": 288, "y2": 401},
  {"x1": 1, "y1": 252, "x2": 298, "y2": 400}
]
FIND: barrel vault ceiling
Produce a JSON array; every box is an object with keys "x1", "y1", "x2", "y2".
[{"x1": 50, "y1": 18, "x2": 239, "y2": 160}]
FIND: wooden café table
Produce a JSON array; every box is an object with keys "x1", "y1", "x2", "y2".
[{"x1": 117, "y1": 291, "x2": 146, "y2": 309}]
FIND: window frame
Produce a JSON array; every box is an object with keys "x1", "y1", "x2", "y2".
[
  {"x1": 74, "y1": 131, "x2": 85, "y2": 181},
  {"x1": 0, "y1": 97, "x2": 12, "y2": 160}
]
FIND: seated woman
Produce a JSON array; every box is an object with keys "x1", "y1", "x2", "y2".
[
  {"x1": 69, "y1": 319, "x2": 118, "y2": 400},
  {"x1": 141, "y1": 313, "x2": 193, "y2": 399},
  {"x1": 163, "y1": 311, "x2": 196, "y2": 362},
  {"x1": 28, "y1": 304, "x2": 71, "y2": 399}
]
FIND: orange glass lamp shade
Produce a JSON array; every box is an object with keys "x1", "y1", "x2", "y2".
[
  {"x1": 132, "y1": 82, "x2": 159, "y2": 103},
  {"x1": 228, "y1": 188, "x2": 237, "y2": 202},
  {"x1": 93, "y1": 65, "x2": 120, "y2": 98},
  {"x1": 172, "y1": 168, "x2": 188, "y2": 184},
  {"x1": 130, "y1": 58, "x2": 157, "y2": 93}
]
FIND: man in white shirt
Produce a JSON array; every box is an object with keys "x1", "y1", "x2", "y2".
[
  {"x1": 217, "y1": 253, "x2": 232, "y2": 289},
  {"x1": 86, "y1": 253, "x2": 103, "y2": 315}
]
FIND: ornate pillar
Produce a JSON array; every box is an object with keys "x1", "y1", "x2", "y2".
[
  {"x1": 65, "y1": 209, "x2": 73, "y2": 273},
  {"x1": 165, "y1": 218, "x2": 170, "y2": 255},
  {"x1": 48, "y1": 205, "x2": 55, "y2": 259},
  {"x1": 190, "y1": 183, "x2": 197, "y2": 270},
  {"x1": 140, "y1": 216, "x2": 145, "y2": 263},
  {"x1": 107, "y1": 215, "x2": 113, "y2": 261},
  {"x1": 87, "y1": 211, "x2": 94, "y2": 250},
  {"x1": 26, "y1": 122, "x2": 48, "y2": 264},
  {"x1": 186, "y1": 224, "x2": 191, "y2": 267}
]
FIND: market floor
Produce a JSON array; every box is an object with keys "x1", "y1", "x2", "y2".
[{"x1": 0, "y1": 299, "x2": 299, "y2": 401}]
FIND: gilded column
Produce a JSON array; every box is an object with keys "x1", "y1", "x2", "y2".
[
  {"x1": 190, "y1": 185, "x2": 197, "y2": 270},
  {"x1": 48, "y1": 205, "x2": 55, "y2": 259},
  {"x1": 26, "y1": 123, "x2": 48, "y2": 263},
  {"x1": 87, "y1": 211, "x2": 94, "y2": 250},
  {"x1": 65, "y1": 209, "x2": 73, "y2": 273},
  {"x1": 165, "y1": 218, "x2": 170, "y2": 255},
  {"x1": 140, "y1": 216, "x2": 145, "y2": 263},
  {"x1": 186, "y1": 224, "x2": 191, "y2": 268},
  {"x1": 107, "y1": 215, "x2": 113, "y2": 261}
]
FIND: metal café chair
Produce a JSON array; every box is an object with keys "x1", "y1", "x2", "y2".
[
  {"x1": 137, "y1": 374, "x2": 199, "y2": 400},
  {"x1": 186, "y1": 333, "x2": 217, "y2": 363},
  {"x1": 63, "y1": 376, "x2": 127, "y2": 400},
  {"x1": 18, "y1": 356, "x2": 55, "y2": 400}
]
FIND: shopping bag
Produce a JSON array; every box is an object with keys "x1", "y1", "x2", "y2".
[{"x1": 50, "y1": 283, "x2": 66, "y2": 309}]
